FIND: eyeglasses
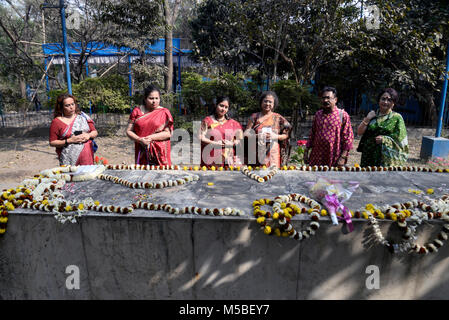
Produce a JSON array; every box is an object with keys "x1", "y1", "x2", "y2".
[{"x1": 380, "y1": 97, "x2": 393, "y2": 102}]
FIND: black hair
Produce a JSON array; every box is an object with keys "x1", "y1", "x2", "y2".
[
  {"x1": 377, "y1": 88, "x2": 399, "y2": 105},
  {"x1": 259, "y1": 91, "x2": 279, "y2": 109},
  {"x1": 142, "y1": 85, "x2": 161, "y2": 105},
  {"x1": 213, "y1": 96, "x2": 231, "y2": 120},
  {"x1": 321, "y1": 86, "x2": 338, "y2": 98}
]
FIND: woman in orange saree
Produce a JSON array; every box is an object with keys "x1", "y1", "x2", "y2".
[
  {"x1": 126, "y1": 85, "x2": 174, "y2": 166},
  {"x1": 243, "y1": 91, "x2": 292, "y2": 168}
]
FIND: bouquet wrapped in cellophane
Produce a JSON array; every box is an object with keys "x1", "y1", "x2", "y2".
[{"x1": 307, "y1": 177, "x2": 359, "y2": 232}]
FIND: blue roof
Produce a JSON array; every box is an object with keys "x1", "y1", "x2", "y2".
[{"x1": 42, "y1": 39, "x2": 191, "y2": 57}]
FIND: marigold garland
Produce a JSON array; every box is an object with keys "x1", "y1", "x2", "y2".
[{"x1": 252, "y1": 193, "x2": 321, "y2": 240}]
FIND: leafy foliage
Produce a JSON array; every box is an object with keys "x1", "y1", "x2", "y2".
[
  {"x1": 180, "y1": 71, "x2": 258, "y2": 117},
  {"x1": 271, "y1": 80, "x2": 321, "y2": 116},
  {"x1": 47, "y1": 75, "x2": 131, "y2": 113}
]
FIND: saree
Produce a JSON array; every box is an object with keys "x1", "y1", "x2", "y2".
[
  {"x1": 200, "y1": 116, "x2": 243, "y2": 166},
  {"x1": 49, "y1": 112, "x2": 95, "y2": 166},
  {"x1": 245, "y1": 112, "x2": 292, "y2": 167},
  {"x1": 357, "y1": 110, "x2": 408, "y2": 167},
  {"x1": 130, "y1": 106, "x2": 174, "y2": 166}
]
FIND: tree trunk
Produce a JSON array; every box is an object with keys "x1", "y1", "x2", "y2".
[
  {"x1": 164, "y1": 28, "x2": 173, "y2": 94},
  {"x1": 163, "y1": 0, "x2": 174, "y2": 94}
]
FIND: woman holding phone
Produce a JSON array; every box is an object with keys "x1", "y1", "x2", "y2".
[{"x1": 49, "y1": 93, "x2": 98, "y2": 165}]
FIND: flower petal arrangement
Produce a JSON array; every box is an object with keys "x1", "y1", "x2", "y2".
[{"x1": 3, "y1": 161, "x2": 449, "y2": 257}]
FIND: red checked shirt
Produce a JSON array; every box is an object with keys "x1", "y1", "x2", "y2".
[{"x1": 306, "y1": 107, "x2": 354, "y2": 167}]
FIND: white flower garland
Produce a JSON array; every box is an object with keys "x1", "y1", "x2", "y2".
[
  {"x1": 134, "y1": 201, "x2": 245, "y2": 216},
  {"x1": 241, "y1": 165, "x2": 278, "y2": 183},
  {"x1": 366, "y1": 195, "x2": 449, "y2": 254},
  {"x1": 98, "y1": 173, "x2": 200, "y2": 189}
]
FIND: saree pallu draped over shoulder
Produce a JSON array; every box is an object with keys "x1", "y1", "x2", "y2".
[
  {"x1": 246, "y1": 112, "x2": 292, "y2": 168},
  {"x1": 49, "y1": 112, "x2": 96, "y2": 166},
  {"x1": 357, "y1": 111, "x2": 408, "y2": 167},
  {"x1": 200, "y1": 116, "x2": 243, "y2": 167},
  {"x1": 130, "y1": 107, "x2": 174, "y2": 166}
]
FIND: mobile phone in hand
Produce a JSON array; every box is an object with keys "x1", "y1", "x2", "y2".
[{"x1": 74, "y1": 130, "x2": 82, "y2": 136}]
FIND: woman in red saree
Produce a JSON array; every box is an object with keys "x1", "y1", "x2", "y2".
[
  {"x1": 49, "y1": 93, "x2": 98, "y2": 166},
  {"x1": 243, "y1": 91, "x2": 292, "y2": 168},
  {"x1": 199, "y1": 97, "x2": 243, "y2": 167},
  {"x1": 126, "y1": 85, "x2": 174, "y2": 165}
]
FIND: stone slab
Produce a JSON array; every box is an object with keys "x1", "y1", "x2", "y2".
[{"x1": 1, "y1": 169, "x2": 449, "y2": 299}]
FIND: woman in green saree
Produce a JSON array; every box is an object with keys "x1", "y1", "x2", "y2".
[{"x1": 357, "y1": 88, "x2": 408, "y2": 167}]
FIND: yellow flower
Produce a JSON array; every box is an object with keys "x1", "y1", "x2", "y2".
[
  {"x1": 42, "y1": 199, "x2": 49, "y2": 205},
  {"x1": 256, "y1": 217, "x2": 265, "y2": 224},
  {"x1": 365, "y1": 204, "x2": 375, "y2": 211},
  {"x1": 65, "y1": 205, "x2": 73, "y2": 212},
  {"x1": 202, "y1": 166, "x2": 207, "y2": 171},
  {"x1": 259, "y1": 210, "x2": 267, "y2": 216},
  {"x1": 2, "y1": 192, "x2": 8, "y2": 199},
  {"x1": 0, "y1": 217, "x2": 8, "y2": 223},
  {"x1": 285, "y1": 213, "x2": 292, "y2": 219},
  {"x1": 378, "y1": 212, "x2": 385, "y2": 219},
  {"x1": 255, "y1": 166, "x2": 260, "y2": 170},
  {"x1": 426, "y1": 188, "x2": 434, "y2": 195},
  {"x1": 247, "y1": 166, "x2": 252, "y2": 171},
  {"x1": 259, "y1": 199, "x2": 265, "y2": 206},
  {"x1": 5, "y1": 202, "x2": 15, "y2": 211},
  {"x1": 78, "y1": 203, "x2": 84, "y2": 210},
  {"x1": 207, "y1": 182, "x2": 214, "y2": 186},
  {"x1": 354, "y1": 163, "x2": 360, "y2": 168},
  {"x1": 229, "y1": 166, "x2": 234, "y2": 171},
  {"x1": 307, "y1": 208, "x2": 313, "y2": 214},
  {"x1": 282, "y1": 165, "x2": 288, "y2": 170},
  {"x1": 264, "y1": 225, "x2": 272, "y2": 235},
  {"x1": 281, "y1": 231, "x2": 289, "y2": 237},
  {"x1": 390, "y1": 213, "x2": 397, "y2": 221},
  {"x1": 218, "y1": 167, "x2": 223, "y2": 171},
  {"x1": 274, "y1": 228, "x2": 281, "y2": 237},
  {"x1": 183, "y1": 166, "x2": 188, "y2": 171},
  {"x1": 280, "y1": 203, "x2": 286, "y2": 209},
  {"x1": 94, "y1": 201, "x2": 100, "y2": 206},
  {"x1": 252, "y1": 200, "x2": 260, "y2": 207},
  {"x1": 24, "y1": 188, "x2": 32, "y2": 195},
  {"x1": 193, "y1": 166, "x2": 199, "y2": 171},
  {"x1": 362, "y1": 211, "x2": 369, "y2": 219},
  {"x1": 210, "y1": 166, "x2": 216, "y2": 171},
  {"x1": 273, "y1": 212, "x2": 279, "y2": 220},
  {"x1": 320, "y1": 209, "x2": 328, "y2": 216},
  {"x1": 262, "y1": 165, "x2": 267, "y2": 170},
  {"x1": 0, "y1": 229, "x2": 5, "y2": 234}
]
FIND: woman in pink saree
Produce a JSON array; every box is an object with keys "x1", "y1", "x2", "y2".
[
  {"x1": 126, "y1": 85, "x2": 174, "y2": 166},
  {"x1": 199, "y1": 96, "x2": 243, "y2": 167},
  {"x1": 49, "y1": 93, "x2": 98, "y2": 166}
]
